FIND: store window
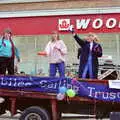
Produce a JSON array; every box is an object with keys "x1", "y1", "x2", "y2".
[
  {"x1": 14, "y1": 33, "x2": 120, "y2": 76},
  {"x1": 98, "y1": 33, "x2": 120, "y2": 65}
]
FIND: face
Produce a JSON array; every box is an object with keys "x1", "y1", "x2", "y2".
[
  {"x1": 51, "y1": 32, "x2": 58, "y2": 41},
  {"x1": 4, "y1": 32, "x2": 11, "y2": 40},
  {"x1": 86, "y1": 34, "x2": 95, "y2": 42}
]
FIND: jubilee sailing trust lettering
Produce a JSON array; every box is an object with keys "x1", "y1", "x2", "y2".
[
  {"x1": 0, "y1": 77, "x2": 32, "y2": 87},
  {"x1": 88, "y1": 86, "x2": 120, "y2": 101},
  {"x1": 0, "y1": 77, "x2": 79, "y2": 93},
  {"x1": 1, "y1": 76, "x2": 119, "y2": 101}
]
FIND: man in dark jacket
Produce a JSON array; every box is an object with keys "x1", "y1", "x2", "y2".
[{"x1": 69, "y1": 26, "x2": 103, "y2": 79}]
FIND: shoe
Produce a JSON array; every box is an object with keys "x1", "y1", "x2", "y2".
[{"x1": 1, "y1": 110, "x2": 11, "y2": 117}]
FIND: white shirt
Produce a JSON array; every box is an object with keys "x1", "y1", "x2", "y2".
[
  {"x1": 90, "y1": 42, "x2": 93, "y2": 51},
  {"x1": 45, "y1": 40, "x2": 67, "y2": 63}
]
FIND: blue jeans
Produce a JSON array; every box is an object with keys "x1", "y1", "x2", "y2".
[
  {"x1": 49, "y1": 62, "x2": 65, "y2": 78},
  {"x1": 82, "y1": 54, "x2": 93, "y2": 79}
]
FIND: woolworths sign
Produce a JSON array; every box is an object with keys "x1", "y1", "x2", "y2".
[{"x1": 58, "y1": 14, "x2": 120, "y2": 33}]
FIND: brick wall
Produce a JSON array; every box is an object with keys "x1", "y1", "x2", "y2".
[{"x1": 0, "y1": 0, "x2": 120, "y2": 12}]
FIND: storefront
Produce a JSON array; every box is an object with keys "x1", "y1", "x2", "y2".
[{"x1": 0, "y1": 7, "x2": 120, "y2": 75}]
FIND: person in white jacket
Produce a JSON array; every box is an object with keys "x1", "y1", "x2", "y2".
[{"x1": 45, "y1": 31, "x2": 67, "y2": 77}]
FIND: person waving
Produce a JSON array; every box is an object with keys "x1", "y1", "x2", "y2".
[{"x1": 69, "y1": 26, "x2": 102, "y2": 79}]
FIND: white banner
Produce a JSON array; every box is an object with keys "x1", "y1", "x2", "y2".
[{"x1": 109, "y1": 80, "x2": 120, "y2": 89}]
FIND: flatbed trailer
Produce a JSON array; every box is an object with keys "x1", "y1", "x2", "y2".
[{"x1": 0, "y1": 76, "x2": 120, "y2": 120}]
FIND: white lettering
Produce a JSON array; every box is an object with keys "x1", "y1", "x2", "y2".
[
  {"x1": 18, "y1": 82, "x2": 24, "y2": 87},
  {"x1": 117, "y1": 92, "x2": 120, "y2": 98},
  {"x1": 39, "y1": 80, "x2": 47, "y2": 87},
  {"x1": 92, "y1": 18, "x2": 103, "y2": 29},
  {"x1": 25, "y1": 82, "x2": 32, "y2": 87},
  {"x1": 76, "y1": 19, "x2": 90, "y2": 29},
  {"x1": 48, "y1": 83, "x2": 54, "y2": 88},
  {"x1": 109, "y1": 92, "x2": 116, "y2": 99},
  {"x1": 102, "y1": 92, "x2": 109, "y2": 99},
  {"x1": 106, "y1": 18, "x2": 117, "y2": 28},
  {"x1": 13, "y1": 79, "x2": 17, "y2": 87},
  {"x1": 59, "y1": 17, "x2": 120, "y2": 31},
  {"x1": 8, "y1": 78, "x2": 12, "y2": 86},
  {"x1": 88, "y1": 87, "x2": 95, "y2": 97},
  {"x1": 94, "y1": 91, "x2": 101, "y2": 98},
  {"x1": 1, "y1": 78, "x2": 7, "y2": 86}
]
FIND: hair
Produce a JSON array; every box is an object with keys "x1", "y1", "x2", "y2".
[
  {"x1": 51, "y1": 31, "x2": 60, "y2": 42},
  {"x1": 2, "y1": 28, "x2": 12, "y2": 46},
  {"x1": 3, "y1": 28, "x2": 12, "y2": 35}
]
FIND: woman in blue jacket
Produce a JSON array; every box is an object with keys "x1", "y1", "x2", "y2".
[
  {"x1": 69, "y1": 27, "x2": 102, "y2": 79},
  {"x1": 0, "y1": 28, "x2": 20, "y2": 75}
]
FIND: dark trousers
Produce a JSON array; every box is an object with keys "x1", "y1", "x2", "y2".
[
  {"x1": 49, "y1": 62, "x2": 65, "y2": 78},
  {"x1": 0, "y1": 57, "x2": 14, "y2": 75}
]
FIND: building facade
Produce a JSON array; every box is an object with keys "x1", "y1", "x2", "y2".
[{"x1": 0, "y1": 0, "x2": 120, "y2": 75}]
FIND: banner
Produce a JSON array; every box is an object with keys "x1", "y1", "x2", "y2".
[
  {"x1": 0, "y1": 76, "x2": 120, "y2": 102},
  {"x1": 109, "y1": 80, "x2": 120, "y2": 89}
]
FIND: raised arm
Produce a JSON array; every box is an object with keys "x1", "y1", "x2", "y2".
[
  {"x1": 73, "y1": 34, "x2": 85, "y2": 47},
  {"x1": 68, "y1": 25, "x2": 85, "y2": 47}
]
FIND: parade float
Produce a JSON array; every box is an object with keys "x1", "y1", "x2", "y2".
[{"x1": 0, "y1": 75, "x2": 120, "y2": 120}]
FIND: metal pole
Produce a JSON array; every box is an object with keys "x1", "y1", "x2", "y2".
[
  {"x1": 34, "y1": 37, "x2": 37, "y2": 75},
  {"x1": 116, "y1": 34, "x2": 120, "y2": 79}
]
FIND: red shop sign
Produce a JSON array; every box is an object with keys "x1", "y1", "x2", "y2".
[{"x1": 0, "y1": 13, "x2": 119, "y2": 35}]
